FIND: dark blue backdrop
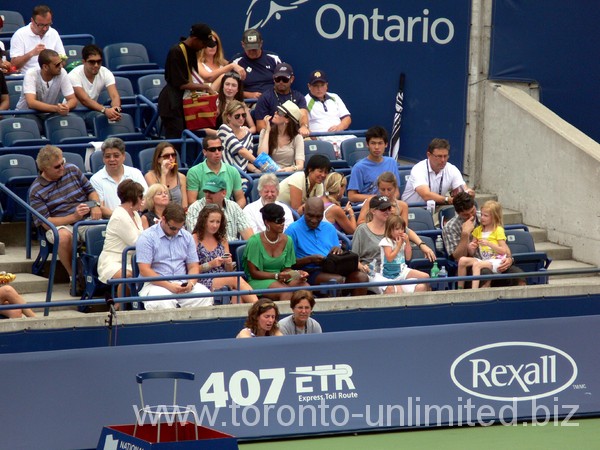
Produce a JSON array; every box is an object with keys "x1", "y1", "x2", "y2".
[
  {"x1": 3, "y1": 0, "x2": 471, "y2": 167},
  {"x1": 490, "y1": 0, "x2": 600, "y2": 144}
]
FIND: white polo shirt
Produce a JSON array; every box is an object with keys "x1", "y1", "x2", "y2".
[
  {"x1": 401, "y1": 158, "x2": 466, "y2": 204},
  {"x1": 10, "y1": 25, "x2": 65, "y2": 73},
  {"x1": 90, "y1": 165, "x2": 148, "y2": 211},
  {"x1": 305, "y1": 92, "x2": 351, "y2": 132}
]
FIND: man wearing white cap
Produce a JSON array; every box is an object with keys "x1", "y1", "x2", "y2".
[{"x1": 254, "y1": 62, "x2": 310, "y2": 136}]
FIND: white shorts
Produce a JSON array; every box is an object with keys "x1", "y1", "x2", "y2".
[
  {"x1": 369, "y1": 269, "x2": 417, "y2": 294},
  {"x1": 45, "y1": 224, "x2": 88, "y2": 244},
  {"x1": 140, "y1": 282, "x2": 213, "y2": 310}
]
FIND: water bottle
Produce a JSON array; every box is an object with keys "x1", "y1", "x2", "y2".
[
  {"x1": 368, "y1": 258, "x2": 378, "y2": 277},
  {"x1": 435, "y1": 235, "x2": 445, "y2": 254},
  {"x1": 438, "y1": 265, "x2": 448, "y2": 291},
  {"x1": 430, "y1": 261, "x2": 440, "y2": 278}
]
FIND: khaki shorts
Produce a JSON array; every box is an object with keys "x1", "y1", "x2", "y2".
[{"x1": 45, "y1": 225, "x2": 88, "y2": 244}]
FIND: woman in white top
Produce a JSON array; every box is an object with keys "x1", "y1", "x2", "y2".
[
  {"x1": 196, "y1": 31, "x2": 245, "y2": 93},
  {"x1": 97, "y1": 180, "x2": 144, "y2": 296},
  {"x1": 217, "y1": 100, "x2": 260, "y2": 173},
  {"x1": 278, "y1": 154, "x2": 331, "y2": 215},
  {"x1": 258, "y1": 100, "x2": 305, "y2": 172}
]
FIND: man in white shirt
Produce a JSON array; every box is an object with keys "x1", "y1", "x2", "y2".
[
  {"x1": 244, "y1": 173, "x2": 294, "y2": 233},
  {"x1": 69, "y1": 44, "x2": 122, "y2": 128},
  {"x1": 401, "y1": 138, "x2": 475, "y2": 206},
  {"x1": 90, "y1": 137, "x2": 148, "y2": 216},
  {"x1": 10, "y1": 5, "x2": 65, "y2": 73},
  {"x1": 15, "y1": 48, "x2": 77, "y2": 133}
]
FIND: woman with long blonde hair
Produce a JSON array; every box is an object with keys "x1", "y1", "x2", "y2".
[
  {"x1": 195, "y1": 31, "x2": 245, "y2": 92},
  {"x1": 321, "y1": 172, "x2": 356, "y2": 234}
]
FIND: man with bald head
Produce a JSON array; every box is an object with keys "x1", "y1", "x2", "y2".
[{"x1": 285, "y1": 198, "x2": 368, "y2": 296}]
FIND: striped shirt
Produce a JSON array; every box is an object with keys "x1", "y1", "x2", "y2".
[
  {"x1": 186, "y1": 197, "x2": 251, "y2": 241},
  {"x1": 218, "y1": 124, "x2": 254, "y2": 172},
  {"x1": 29, "y1": 164, "x2": 96, "y2": 228}
]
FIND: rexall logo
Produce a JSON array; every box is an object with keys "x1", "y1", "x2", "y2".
[
  {"x1": 245, "y1": 0, "x2": 309, "y2": 30},
  {"x1": 450, "y1": 342, "x2": 578, "y2": 402}
]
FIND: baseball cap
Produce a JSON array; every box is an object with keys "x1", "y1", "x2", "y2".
[
  {"x1": 369, "y1": 196, "x2": 393, "y2": 211},
  {"x1": 308, "y1": 70, "x2": 327, "y2": 85},
  {"x1": 277, "y1": 100, "x2": 301, "y2": 126},
  {"x1": 202, "y1": 174, "x2": 227, "y2": 193},
  {"x1": 274, "y1": 62, "x2": 294, "y2": 78},
  {"x1": 242, "y1": 29, "x2": 263, "y2": 49},
  {"x1": 191, "y1": 23, "x2": 217, "y2": 47}
]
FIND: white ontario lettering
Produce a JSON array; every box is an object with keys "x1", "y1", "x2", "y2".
[{"x1": 315, "y1": 4, "x2": 345, "y2": 39}]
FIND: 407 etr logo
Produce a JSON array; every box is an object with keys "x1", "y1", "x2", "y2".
[{"x1": 198, "y1": 364, "x2": 356, "y2": 407}]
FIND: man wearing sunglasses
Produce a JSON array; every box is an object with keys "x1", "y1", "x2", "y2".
[
  {"x1": 15, "y1": 48, "x2": 77, "y2": 134},
  {"x1": 69, "y1": 44, "x2": 122, "y2": 127},
  {"x1": 10, "y1": 5, "x2": 65, "y2": 73},
  {"x1": 254, "y1": 62, "x2": 310, "y2": 136}
]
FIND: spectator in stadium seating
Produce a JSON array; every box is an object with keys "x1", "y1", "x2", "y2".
[
  {"x1": 30, "y1": 145, "x2": 102, "y2": 278},
  {"x1": 244, "y1": 173, "x2": 294, "y2": 233},
  {"x1": 90, "y1": 137, "x2": 148, "y2": 216},
  {"x1": 279, "y1": 290, "x2": 322, "y2": 335},
  {"x1": 286, "y1": 197, "x2": 368, "y2": 296},
  {"x1": 278, "y1": 154, "x2": 330, "y2": 215},
  {"x1": 0, "y1": 285, "x2": 36, "y2": 319},
  {"x1": 236, "y1": 298, "x2": 283, "y2": 338},
  {"x1": 356, "y1": 172, "x2": 436, "y2": 261},
  {"x1": 257, "y1": 100, "x2": 304, "y2": 172},
  {"x1": 215, "y1": 71, "x2": 256, "y2": 131},
  {"x1": 401, "y1": 138, "x2": 475, "y2": 206},
  {"x1": 191, "y1": 203, "x2": 258, "y2": 304},
  {"x1": 231, "y1": 29, "x2": 281, "y2": 99},
  {"x1": 305, "y1": 69, "x2": 355, "y2": 156},
  {"x1": 136, "y1": 202, "x2": 213, "y2": 309},
  {"x1": 10, "y1": 5, "x2": 65, "y2": 73},
  {"x1": 196, "y1": 31, "x2": 246, "y2": 93},
  {"x1": 186, "y1": 135, "x2": 246, "y2": 206},
  {"x1": 15, "y1": 49, "x2": 77, "y2": 133},
  {"x1": 186, "y1": 174, "x2": 253, "y2": 241},
  {"x1": 321, "y1": 172, "x2": 357, "y2": 234},
  {"x1": 243, "y1": 203, "x2": 308, "y2": 302},
  {"x1": 0, "y1": 16, "x2": 12, "y2": 73},
  {"x1": 443, "y1": 192, "x2": 525, "y2": 287},
  {"x1": 218, "y1": 100, "x2": 261, "y2": 173},
  {"x1": 144, "y1": 142, "x2": 187, "y2": 208},
  {"x1": 0, "y1": 72, "x2": 8, "y2": 110},
  {"x1": 158, "y1": 23, "x2": 217, "y2": 140},
  {"x1": 141, "y1": 183, "x2": 169, "y2": 229},
  {"x1": 347, "y1": 126, "x2": 401, "y2": 203},
  {"x1": 97, "y1": 179, "x2": 144, "y2": 297},
  {"x1": 68, "y1": 44, "x2": 122, "y2": 128},
  {"x1": 254, "y1": 63, "x2": 310, "y2": 136}
]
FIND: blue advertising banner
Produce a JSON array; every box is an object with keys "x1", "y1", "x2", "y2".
[
  {"x1": 2, "y1": 0, "x2": 471, "y2": 167},
  {"x1": 1, "y1": 314, "x2": 599, "y2": 449}
]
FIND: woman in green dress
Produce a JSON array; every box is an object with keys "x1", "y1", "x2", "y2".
[{"x1": 243, "y1": 203, "x2": 309, "y2": 301}]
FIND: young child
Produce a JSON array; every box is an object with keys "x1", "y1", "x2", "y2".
[
  {"x1": 377, "y1": 215, "x2": 430, "y2": 293},
  {"x1": 457, "y1": 200, "x2": 509, "y2": 289},
  {"x1": 192, "y1": 204, "x2": 258, "y2": 303}
]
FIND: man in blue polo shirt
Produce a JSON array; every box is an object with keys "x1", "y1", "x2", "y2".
[
  {"x1": 285, "y1": 198, "x2": 367, "y2": 296},
  {"x1": 347, "y1": 126, "x2": 401, "y2": 203}
]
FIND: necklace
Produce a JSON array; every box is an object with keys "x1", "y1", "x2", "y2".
[{"x1": 263, "y1": 231, "x2": 280, "y2": 244}]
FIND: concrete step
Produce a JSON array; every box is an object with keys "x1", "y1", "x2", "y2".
[
  {"x1": 548, "y1": 259, "x2": 598, "y2": 279},
  {"x1": 502, "y1": 208, "x2": 523, "y2": 225},
  {"x1": 536, "y1": 241, "x2": 573, "y2": 261},
  {"x1": 4, "y1": 273, "x2": 50, "y2": 295}
]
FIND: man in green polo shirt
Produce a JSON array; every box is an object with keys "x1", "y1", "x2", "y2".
[{"x1": 186, "y1": 135, "x2": 246, "y2": 207}]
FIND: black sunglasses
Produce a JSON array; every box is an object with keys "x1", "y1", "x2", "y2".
[
  {"x1": 205, "y1": 146, "x2": 224, "y2": 153},
  {"x1": 271, "y1": 217, "x2": 285, "y2": 224},
  {"x1": 274, "y1": 76, "x2": 290, "y2": 83}
]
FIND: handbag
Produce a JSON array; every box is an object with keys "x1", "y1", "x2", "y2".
[
  {"x1": 179, "y1": 43, "x2": 218, "y2": 130},
  {"x1": 322, "y1": 251, "x2": 359, "y2": 277}
]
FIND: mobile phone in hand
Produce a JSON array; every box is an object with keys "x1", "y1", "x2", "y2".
[
  {"x1": 181, "y1": 282, "x2": 188, "y2": 287},
  {"x1": 223, "y1": 253, "x2": 231, "y2": 259}
]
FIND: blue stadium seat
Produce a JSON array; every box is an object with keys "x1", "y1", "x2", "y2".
[
  {"x1": 407, "y1": 235, "x2": 453, "y2": 289},
  {"x1": 0, "y1": 117, "x2": 49, "y2": 147},
  {"x1": 0, "y1": 10, "x2": 25, "y2": 34},
  {"x1": 407, "y1": 206, "x2": 435, "y2": 231},
  {"x1": 304, "y1": 140, "x2": 348, "y2": 169},
  {"x1": 505, "y1": 229, "x2": 552, "y2": 284},
  {"x1": 80, "y1": 225, "x2": 110, "y2": 302},
  {"x1": 103, "y1": 42, "x2": 160, "y2": 71},
  {"x1": 89, "y1": 150, "x2": 134, "y2": 173},
  {"x1": 92, "y1": 113, "x2": 145, "y2": 141},
  {"x1": 62, "y1": 152, "x2": 87, "y2": 174},
  {"x1": 97, "y1": 76, "x2": 136, "y2": 105},
  {"x1": 340, "y1": 137, "x2": 368, "y2": 167},
  {"x1": 6, "y1": 80, "x2": 23, "y2": 110},
  {"x1": 137, "y1": 73, "x2": 166, "y2": 102},
  {"x1": 399, "y1": 169, "x2": 411, "y2": 198},
  {"x1": 0, "y1": 154, "x2": 38, "y2": 221},
  {"x1": 44, "y1": 114, "x2": 93, "y2": 145},
  {"x1": 64, "y1": 44, "x2": 84, "y2": 66},
  {"x1": 438, "y1": 206, "x2": 456, "y2": 229},
  {"x1": 235, "y1": 244, "x2": 246, "y2": 274}
]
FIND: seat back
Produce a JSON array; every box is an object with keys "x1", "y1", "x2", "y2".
[
  {"x1": 62, "y1": 152, "x2": 86, "y2": 174},
  {"x1": 407, "y1": 207, "x2": 435, "y2": 231},
  {"x1": 137, "y1": 74, "x2": 166, "y2": 102},
  {"x1": 304, "y1": 140, "x2": 337, "y2": 160},
  {"x1": 6, "y1": 80, "x2": 23, "y2": 109},
  {"x1": 0, "y1": 154, "x2": 38, "y2": 221},
  {"x1": 90, "y1": 151, "x2": 134, "y2": 173},
  {"x1": 0, "y1": 10, "x2": 25, "y2": 33},
  {"x1": 235, "y1": 244, "x2": 246, "y2": 273},
  {"x1": 438, "y1": 206, "x2": 456, "y2": 229},
  {"x1": 0, "y1": 117, "x2": 48, "y2": 147},
  {"x1": 44, "y1": 115, "x2": 91, "y2": 145},
  {"x1": 97, "y1": 76, "x2": 135, "y2": 105},
  {"x1": 92, "y1": 112, "x2": 143, "y2": 141},
  {"x1": 80, "y1": 225, "x2": 109, "y2": 300},
  {"x1": 104, "y1": 42, "x2": 159, "y2": 71},
  {"x1": 399, "y1": 169, "x2": 411, "y2": 197},
  {"x1": 505, "y1": 229, "x2": 551, "y2": 284},
  {"x1": 340, "y1": 137, "x2": 369, "y2": 167},
  {"x1": 63, "y1": 44, "x2": 84, "y2": 66}
]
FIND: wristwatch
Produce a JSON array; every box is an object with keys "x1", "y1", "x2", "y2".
[
  {"x1": 92, "y1": 201, "x2": 101, "y2": 207},
  {"x1": 274, "y1": 272, "x2": 279, "y2": 281},
  {"x1": 444, "y1": 196, "x2": 449, "y2": 205},
  {"x1": 100, "y1": 107, "x2": 106, "y2": 114}
]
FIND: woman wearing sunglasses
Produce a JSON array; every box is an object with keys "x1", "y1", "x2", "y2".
[
  {"x1": 218, "y1": 100, "x2": 261, "y2": 174},
  {"x1": 144, "y1": 142, "x2": 188, "y2": 208},
  {"x1": 243, "y1": 203, "x2": 309, "y2": 301}
]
